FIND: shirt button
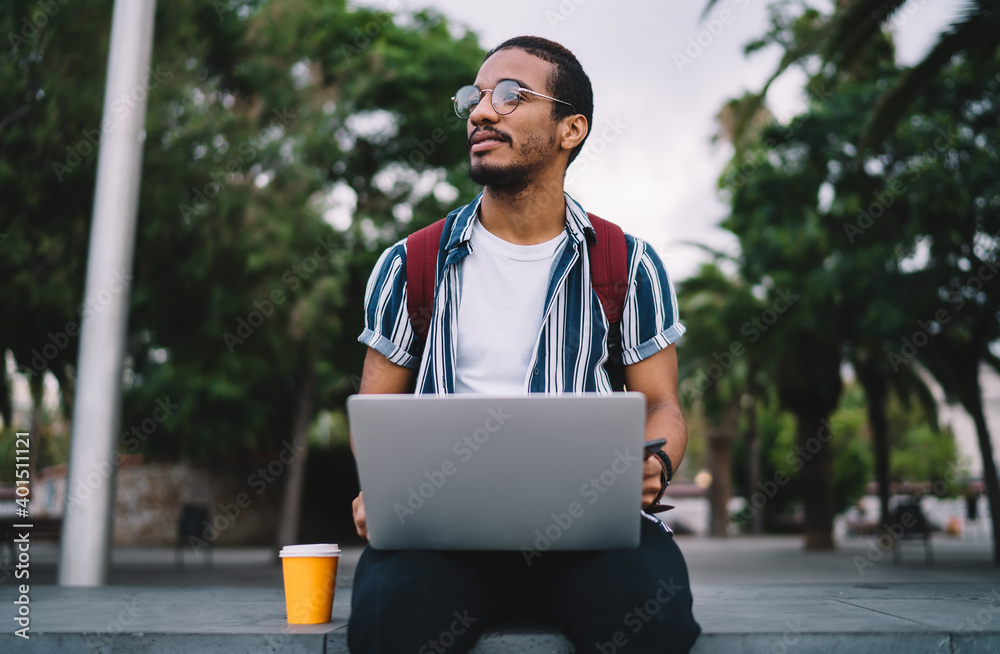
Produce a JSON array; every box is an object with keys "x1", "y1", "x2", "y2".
[{"x1": 533, "y1": 368, "x2": 539, "y2": 376}]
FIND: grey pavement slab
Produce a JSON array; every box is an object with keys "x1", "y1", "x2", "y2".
[
  {"x1": 3, "y1": 583, "x2": 1000, "y2": 653},
  {"x1": 6, "y1": 536, "x2": 1000, "y2": 651},
  {"x1": 11, "y1": 534, "x2": 1000, "y2": 586},
  {"x1": 0, "y1": 585, "x2": 346, "y2": 653}
]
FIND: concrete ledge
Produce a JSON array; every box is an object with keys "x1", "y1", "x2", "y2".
[{"x1": 2, "y1": 583, "x2": 998, "y2": 653}]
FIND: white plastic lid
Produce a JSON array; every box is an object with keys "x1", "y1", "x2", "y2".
[{"x1": 279, "y1": 543, "x2": 341, "y2": 557}]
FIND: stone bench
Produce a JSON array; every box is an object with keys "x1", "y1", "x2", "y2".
[{"x1": 3, "y1": 583, "x2": 1000, "y2": 652}]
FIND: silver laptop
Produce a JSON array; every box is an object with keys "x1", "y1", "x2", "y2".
[{"x1": 347, "y1": 393, "x2": 646, "y2": 551}]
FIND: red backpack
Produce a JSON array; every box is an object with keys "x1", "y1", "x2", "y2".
[{"x1": 405, "y1": 213, "x2": 629, "y2": 389}]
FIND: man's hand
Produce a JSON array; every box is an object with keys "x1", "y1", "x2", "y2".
[
  {"x1": 642, "y1": 455, "x2": 666, "y2": 508},
  {"x1": 624, "y1": 344, "x2": 687, "y2": 509},
  {"x1": 350, "y1": 348, "x2": 415, "y2": 544},
  {"x1": 352, "y1": 491, "x2": 368, "y2": 540}
]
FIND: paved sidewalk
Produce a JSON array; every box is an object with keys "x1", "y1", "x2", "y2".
[
  {"x1": 2, "y1": 583, "x2": 999, "y2": 652},
  {"x1": 3, "y1": 535, "x2": 1000, "y2": 652},
  {"x1": 10, "y1": 532, "x2": 1000, "y2": 586}
]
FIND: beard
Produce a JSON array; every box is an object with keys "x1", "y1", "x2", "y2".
[
  {"x1": 468, "y1": 158, "x2": 536, "y2": 195},
  {"x1": 467, "y1": 130, "x2": 557, "y2": 196}
]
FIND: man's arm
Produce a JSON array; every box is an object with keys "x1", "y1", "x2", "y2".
[
  {"x1": 351, "y1": 347, "x2": 417, "y2": 539},
  {"x1": 359, "y1": 347, "x2": 418, "y2": 392},
  {"x1": 622, "y1": 344, "x2": 688, "y2": 507}
]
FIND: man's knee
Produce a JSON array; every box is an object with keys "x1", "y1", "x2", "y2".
[
  {"x1": 349, "y1": 548, "x2": 497, "y2": 653},
  {"x1": 349, "y1": 601, "x2": 485, "y2": 654}
]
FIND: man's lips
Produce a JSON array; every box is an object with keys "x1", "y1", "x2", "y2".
[
  {"x1": 471, "y1": 139, "x2": 504, "y2": 153},
  {"x1": 468, "y1": 130, "x2": 510, "y2": 153}
]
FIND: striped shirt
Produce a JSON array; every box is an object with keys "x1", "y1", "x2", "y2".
[{"x1": 359, "y1": 192, "x2": 685, "y2": 394}]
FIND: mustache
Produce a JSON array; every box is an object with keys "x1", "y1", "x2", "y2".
[{"x1": 467, "y1": 127, "x2": 512, "y2": 150}]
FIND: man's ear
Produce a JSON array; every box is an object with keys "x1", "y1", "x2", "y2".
[{"x1": 559, "y1": 115, "x2": 588, "y2": 153}]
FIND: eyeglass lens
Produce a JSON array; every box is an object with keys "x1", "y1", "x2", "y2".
[{"x1": 454, "y1": 80, "x2": 522, "y2": 118}]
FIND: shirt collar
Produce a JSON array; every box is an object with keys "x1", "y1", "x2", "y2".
[
  {"x1": 443, "y1": 191, "x2": 596, "y2": 251},
  {"x1": 563, "y1": 192, "x2": 596, "y2": 245},
  {"x1": 444, "y1": 191, "x2": 483, "y2": 252}
]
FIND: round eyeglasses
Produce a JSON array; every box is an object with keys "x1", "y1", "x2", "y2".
[{"x1": 451, "y1": 79, "x2": 576, "y2": 119}]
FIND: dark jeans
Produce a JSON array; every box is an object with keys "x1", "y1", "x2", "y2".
[{"x1": 348, "y1": 516, "x2": 701, "y2": 654}]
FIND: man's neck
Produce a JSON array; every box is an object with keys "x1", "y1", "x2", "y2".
[{"x1": 478, "y1": 176, "x2": 567, "y2": 245}]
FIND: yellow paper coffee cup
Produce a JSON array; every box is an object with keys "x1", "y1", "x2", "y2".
[{"x1": 279, "y1": 543, "x2": 341, "y2": 624}]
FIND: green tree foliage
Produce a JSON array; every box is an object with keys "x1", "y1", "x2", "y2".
[
  {"x1": 717, "y1": 0, "x2": 999, "y2": 551},
  {"x1": 677, "y1": 262, "x2": 767, "y2": 536},
  {"x1": 730, "y1": 384, "x2": 872, "y2": 533},
  {"x1": 704, "y1": 0, "x2": 1000, "y2": 149},
  {"x1": 4, "y1": 0, "x2": 488, "y2": 547},
  {"x1": 1, "y1": 0, "x2": 484, "y2": 468}
]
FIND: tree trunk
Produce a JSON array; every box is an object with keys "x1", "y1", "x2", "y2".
[
  {"x1": 708, "y1": 435, "x2": 733, "y2": 538},
  {"x1": 871, "y1": 408, "x2": 891, "y2": 533},
  {"x1": 52, "y1": 364, "x2": 76, "y2": 428},
  {"x1": 775, "y1": 338, "x2": 842, "y2": 551},
  {"x1": 0, "y1": 351, "x2": 12, "y2": 428},
  {"x1": 28, "y1": 373, "x2": 44, "y2": 475},
  {"x1": 705, "y1": 401, "x2": 740, "y2": 538},
  {"x1": 855, "y1": 361, "x2": 891, "y2": 529},
  {"x1": 796, "y1": 412, "x2": 836, "y2": 550},
  {"x1": 965, "y1": 390, "x2": 1000, "y2": 565},
  {"x1": 275, "y1": 366, "x2": 316, "y2": 554},
  {"x1": 745, "y1": 396, "x2": 763, "y2": 535}
]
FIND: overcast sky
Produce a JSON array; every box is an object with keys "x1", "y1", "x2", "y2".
[{"x1": 356, "y1": 0, "x2": 964, "y2": 280}]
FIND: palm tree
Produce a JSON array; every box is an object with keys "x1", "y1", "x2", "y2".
[
  {"x1": 703, "y1": 0, "x2": 1000, "y2": 149},
  {"x1": 851, "y1": 347, "x2": 940, "y2": 532},
  {"x1": 678, "y1": 263, "x2": 764, "y2": 537}
]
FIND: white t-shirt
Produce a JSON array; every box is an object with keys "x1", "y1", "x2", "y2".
[{"x1": 454, "y1": 217, "x2": 568, "y2": 394}]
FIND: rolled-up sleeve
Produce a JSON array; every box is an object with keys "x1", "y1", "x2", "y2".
[
  {"x1": 621, "y1": 235, "x2": 685, "y2": 365},
  {"x1": 358, "y1": 239, "x2": 421, "y2": 369}
]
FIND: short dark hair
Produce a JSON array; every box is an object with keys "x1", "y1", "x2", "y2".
[{"x1": 486, "y1": 36, "x2": 593, "y2": 167}]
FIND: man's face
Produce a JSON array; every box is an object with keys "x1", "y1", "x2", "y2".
[{"x1": 466, "y1": 48, "x2": 562, "y2": 191}]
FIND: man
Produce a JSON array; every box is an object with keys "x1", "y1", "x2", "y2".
[{"x1": 349, "y1": 36, "x2": 701, "y2": 654}]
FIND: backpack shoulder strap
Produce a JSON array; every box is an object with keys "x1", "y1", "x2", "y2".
[
  {"x1": 405, "y1": 218, "x2": 447, "y2": 343},
  {"x1": 405, "y1": 214, "x2": 628, "y2": 346},
  {"x1": 586, "y1": 213, "x2": 628, "y2": 323}
]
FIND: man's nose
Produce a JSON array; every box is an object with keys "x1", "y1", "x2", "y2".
[{"x1": 469, "y1": 89, "x2": 499, "y2": 126}]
